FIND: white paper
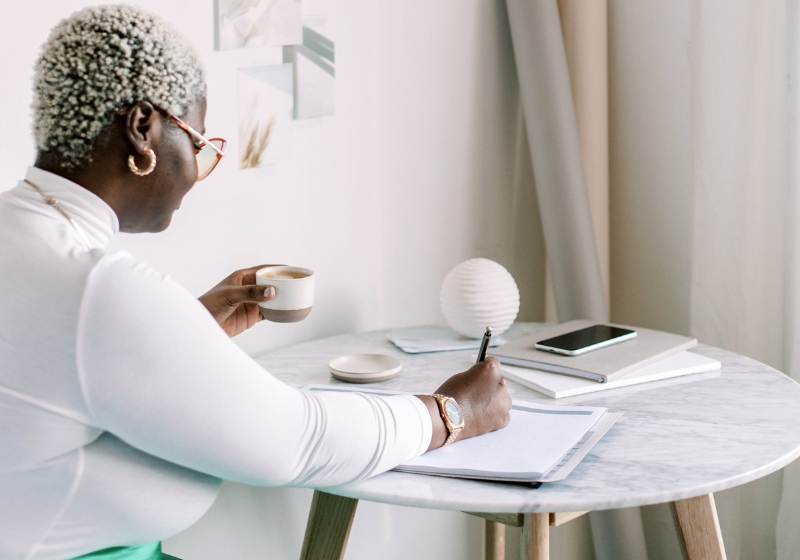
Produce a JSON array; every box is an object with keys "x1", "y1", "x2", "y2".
[
  {"x1": 502, "y1": 351, "x2": 721, "y2": 399},
  {"x1": 387, "y1": 326, "x2": 508, "y2": 354},
  {"x1": 396, "y1": 401, "x2": 606, "y2": 480},
  {"x1": 539, "y1": 412, "x2": 622, "y2": 482}
]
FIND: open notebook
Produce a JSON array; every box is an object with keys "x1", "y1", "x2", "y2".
[{"x1": 304, "y1": 385, "x2": 620, "y2": 484}]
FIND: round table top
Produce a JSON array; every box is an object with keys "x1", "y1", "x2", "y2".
[{"x1": 255, "y1": 323, "x2": 800, "y2": 513}]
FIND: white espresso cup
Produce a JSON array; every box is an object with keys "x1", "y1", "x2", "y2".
[{"x1": 256, "y1": 266, "x2": 315, "y2": 323}]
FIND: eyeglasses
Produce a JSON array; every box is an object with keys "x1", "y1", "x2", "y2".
[{"x1": 167, "y1": 114, "x2": 226, "y2": 181}]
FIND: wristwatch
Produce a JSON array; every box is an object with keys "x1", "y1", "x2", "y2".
[{"x1": 431, "y1": 394, "x2": 465, "y2": 445}]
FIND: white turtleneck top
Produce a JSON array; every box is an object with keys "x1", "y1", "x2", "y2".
[{"x1": 0, "y1": 167, "x2": 431, "y2": 560}]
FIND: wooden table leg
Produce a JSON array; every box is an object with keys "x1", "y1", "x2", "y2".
[
  {"x1": 671, "y1": 494, "x2": 727, "y2": 560},
  {"x1": 486, "y1": 519, "x2": 506, "y2": 560},
  {"x1": 299, "y1": 491, "x2": 359, "y2": 560},
  {"x1": 521, "y1": 513, "x2": 549, "y2": 560}
]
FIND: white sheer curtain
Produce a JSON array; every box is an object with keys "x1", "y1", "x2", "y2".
[
  {"x1": 688, "y1": 1, "x2": 799, "y2": 558},
  {"x1": 663, "y1": 0, "x2": 795, "y2": 557},
  {"x1": 778, "y1": 3, "x2": 800, "y2": 556},
  {"x1": 607, "y1": 0, "x2": 800, "y2": 558},
  {"x1": 510, "y1": 0, "x2": 800, "y2": 557}
]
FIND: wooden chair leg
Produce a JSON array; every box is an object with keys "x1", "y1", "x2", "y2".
[
  {"x1": 671, "y1": 494, "x2": 727, "y2": 560},
  {"x1": 486, "y1": 519, "x2": 506, "y2": 560},
  {"x1": 299, "y1": 491, "x2": 359, "y2": 560},
  {"x1": 521, "y1": 513, "x2": 549, "y2": 560}
]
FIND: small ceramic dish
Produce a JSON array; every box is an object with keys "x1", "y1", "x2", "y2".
[{"x1": 328, "y1": 353, "x2": 402, "y2": 383}]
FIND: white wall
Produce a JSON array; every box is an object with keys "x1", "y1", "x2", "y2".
[
  {"x1": 0, "y1": 1, "x2": 546, "y2": 558},
  {"x1": 0, "y1": 0, "x2": 545, "y2": 353}
]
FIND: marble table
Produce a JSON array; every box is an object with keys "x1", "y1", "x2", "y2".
[{"x1": 255, "y1": 324, "x2": 800, "y2": 560}]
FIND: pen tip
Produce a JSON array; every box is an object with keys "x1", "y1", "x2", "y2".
[{"x1": 486, "y1": 326, "x2": 493, "y2": 334}]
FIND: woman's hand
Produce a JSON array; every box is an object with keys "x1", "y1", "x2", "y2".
[
  {"x1": 416, "y1": 357, "x2": 512, "y2": 451},
  {"x1": 199, "y1": 264, "x2": 283, "y2": 337}
]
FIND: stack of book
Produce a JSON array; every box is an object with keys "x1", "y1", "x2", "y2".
[{"x1": 488, "y1": 320, "x2": 721, "y2": 399}]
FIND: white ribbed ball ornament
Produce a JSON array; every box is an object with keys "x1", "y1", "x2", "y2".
[{"x1": 440, "y1": 258, "x2": 520, "y2": 338}]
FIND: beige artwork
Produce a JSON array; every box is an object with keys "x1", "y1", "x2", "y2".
[
  {"x1": 237, "y1": 63, "x2": 293, "y2": 169},
  {"x1": 239, "y1": 99, "x2": 275, "y2": 169}
]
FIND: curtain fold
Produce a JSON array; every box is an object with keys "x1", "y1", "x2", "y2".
[
  {"x1": 504, "y1": 0, "x2": 608, "y2": 325},
  {"x1": 505, "y1": 0, "x2": 649, "y2": 558},
  {"x1": 556, "y1": 0, "x2": 611, "y2": 309}
]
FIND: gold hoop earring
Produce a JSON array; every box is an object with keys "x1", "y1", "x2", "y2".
[{"x1": 128, "y1": 149, "x2": 157, "y2": 176}]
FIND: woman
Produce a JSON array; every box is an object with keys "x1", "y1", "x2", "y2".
[{"x1": 0, "y1": 6, "x2": 511, "y2": 560}]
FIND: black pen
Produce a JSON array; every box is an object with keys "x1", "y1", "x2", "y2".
[{"x1": 476, "y1": 326, "x2": 493, "y2": 363}]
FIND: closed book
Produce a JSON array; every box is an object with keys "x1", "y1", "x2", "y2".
[
  {"x1": 488, "y1": 320, "x2": 697, "y2": 383},
  {"x1": 501, "y1": 351, "x2": 721, "y2": 398}
]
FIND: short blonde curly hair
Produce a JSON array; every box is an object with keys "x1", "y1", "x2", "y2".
[{"x1": 32, "y1": 4, "x2": 206, "y2": 169}]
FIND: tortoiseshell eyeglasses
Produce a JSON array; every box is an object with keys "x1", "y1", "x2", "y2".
[{"x1": 167, "y1": 114, "x2": 226, "y2": 181}]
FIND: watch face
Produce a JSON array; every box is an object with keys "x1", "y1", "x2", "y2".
[{"x1": 444, "y1": 399, "x2": 463, "y2": 425}]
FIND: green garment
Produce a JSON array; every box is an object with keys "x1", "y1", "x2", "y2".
[{"x1": 70, "y1": 542, "x2": 181, "y2": 560}]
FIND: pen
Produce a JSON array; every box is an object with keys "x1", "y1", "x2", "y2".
[{"x1": 476, "y1": 326, "x2": 493, "y2": 363}]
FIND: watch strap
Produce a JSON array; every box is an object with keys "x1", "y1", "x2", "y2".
[{"x1": 431, "y1": 393, "x2": 464, "y2": 446}]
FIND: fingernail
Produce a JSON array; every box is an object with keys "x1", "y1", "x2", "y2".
[{"x1": 264, "y1": 287, "x2": 275, "y2": 298}]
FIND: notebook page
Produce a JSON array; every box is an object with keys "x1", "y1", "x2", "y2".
[
  {"x1": 303, "y1": 385, "x2": 608, "y2": 480},
  {"x1": 396, "y1": 401, "x2": 606, "y2": 478},
  {"x1": 387, "y1": 326, "x2": 508, "y2": 354}
]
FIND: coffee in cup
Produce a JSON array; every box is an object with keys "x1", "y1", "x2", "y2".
[
  {"x1": 256, "y1": 266, "x2": 315, "y2": 323},
  {"x1": 259, "y1": 269, "x2": 310, "y2": 280}
]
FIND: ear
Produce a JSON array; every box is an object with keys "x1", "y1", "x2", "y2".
[{"x1": 125, "y1": 101, "x2": 162, "y2": 155}]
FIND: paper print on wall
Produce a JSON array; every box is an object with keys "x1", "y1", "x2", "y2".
[
  {"x1": 283, "y1": 26, "x2": 335, "y2": 119},
  {"x1": 238, "y1": 63, "x2": 294, "y2": 169},
  {"x1": 216, "y1": 0, "x2": 302, "y2": 51}
]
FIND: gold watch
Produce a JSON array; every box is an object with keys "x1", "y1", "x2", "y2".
[{"x1": 431, "y1": 394, "x2": 464, "y2": 445}]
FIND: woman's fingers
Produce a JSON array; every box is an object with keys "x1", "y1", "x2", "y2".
[
  {"x1": 199, "y1": 284, "x2": 274, "y2": 317},
  {"x1": 199, "y1": 275, "x2": 279, "y2": 337},
  {"x1": 221, "y1": 284, "x2": 275, "y2": 306}
]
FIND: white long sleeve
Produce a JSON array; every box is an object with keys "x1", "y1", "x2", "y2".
[
  {"x1": 0, "y1": 167, "x2": 431, "y2": 560},
  {"x1": 77, "y1": 252, "x2": 430, "y2": 487}
]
